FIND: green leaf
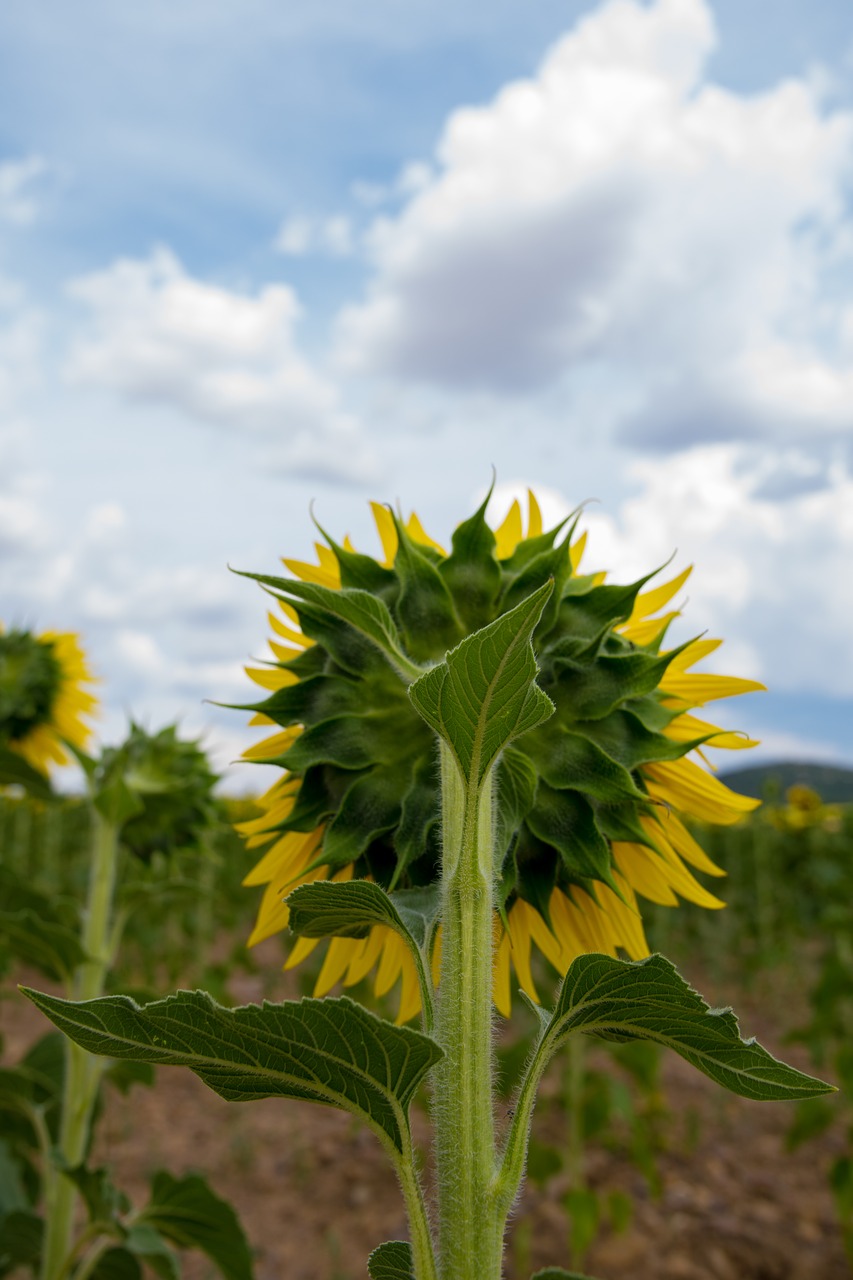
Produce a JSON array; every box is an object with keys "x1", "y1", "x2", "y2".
[
  {"x1": 239, "y1": 573, "x2": 421, "y2": 682},
  {"x1": 139, "y1": 1172, "x2": 253, "y2": 1280},
  {"x1": 63, "y1": 1164, "x2": 129, "y2": 1223},
  {"x1": 21, "y1": 988, "x2": 443, "y2": 1157},
  {"x1": 0, "y1": 1210, "x2": 43, "y2": 1276},
  {"x1": 409, "y1": 581, "x2": 555, "y2": 791},
  {"x1": 541, "y1": 954, "x2": 835, "y2": 1102},
  {"x1": 89, "y1": 1247, "x2": 142, "y2": 1280},
  {"x1": 530, "y1": 1270, "x2": 602, "y2": 1280},
  {"x1": 287, "y1": 880, "x2": 439, "y2": 950},
  {"x1": 0, "y1": 1140, "x2": 30, "y2": 1214},
  {"x1": 286, "y1": 881, "x2": 439, "y2": 1025},
  {"x1": 0, "y1": 747, "x2": 53, "y2": 800},
  {"x1": 93, "y1": 774, "x2": 145, "y2": 827},
  {"x1": 124, "y1": 1224, "x2": 180, "y2": 1280},
  {"x1": 367, "y1": 1240, "x2": 414, "y2": 1280},
  {"x1": 0, "y1": 907, "x2": 88, "y2": 984}
]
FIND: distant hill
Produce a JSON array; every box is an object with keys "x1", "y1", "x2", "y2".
[{"x1": 719, "y1": 761, "x2": 853, "y2": 804}]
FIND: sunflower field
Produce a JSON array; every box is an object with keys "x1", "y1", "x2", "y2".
[{"x1": 2, "y1": 495, "x2": 852, "y2": 1280}]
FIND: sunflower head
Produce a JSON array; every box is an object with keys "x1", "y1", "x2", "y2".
[
  {"x1": 95, "y1": 723, "x2": 220, "y2": 861},
  {"x1": 0, "y1": 626, "x2": 97, "y2": 778},
  {"x1": 237, "y1": 490, "x2": 763, "y2": 1018}
]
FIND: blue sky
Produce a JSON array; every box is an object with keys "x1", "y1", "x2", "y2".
[{"x1": 2, "y1": 0, "x2": 853, "y2": 790}]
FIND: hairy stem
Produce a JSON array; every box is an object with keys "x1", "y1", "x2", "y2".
[{"x1": 433, "y1": 742, "x2": 503, "y2": 1279}]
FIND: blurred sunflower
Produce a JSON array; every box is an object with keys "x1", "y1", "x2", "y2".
[
  {"x1": 0, "y1": 626, "x2": 97, "y2": 776},
  {"x1": 237, "y1": 491, "x2": 762, "y2": 1022}
]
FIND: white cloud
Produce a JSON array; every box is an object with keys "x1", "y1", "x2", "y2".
[
  {"x1": 535, "y1": 443, "x2": 853, "y2": 696},
  {"x1": 336, "y1": 0, "x2": 853, "y2": 451},
  {"x1": 274, "y1": 213, "x2": 354, "y2": 257},
  {"x1": 65, "y1": 247, "x2": 377, "y2": 483},
  {"x1": 0, "y1": 156, "x2": 46, "y2": 225}
]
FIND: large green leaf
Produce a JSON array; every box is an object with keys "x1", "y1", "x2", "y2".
[
  {"x1": 287, "y1": 880, "x2": 439, "y2": 950},
  {"x1": 21, "y1": 988, "x2": 442, "y2": 1157},
  {"x1": 286, "y1": 881, "x2": 439, "y2": 1027},
  {"x1": 409, "y1": 581, "x2": 555, "y2": 790},
  {"x1": 540, "y1": 953, "x2": 834, "y2": 1101},
  {"x1": 367, "y1": 1240, "x2": 414, "y2": 1280},
  {"x1": 138, "y1": 1172, "x2": 253, "y2": 1280}
]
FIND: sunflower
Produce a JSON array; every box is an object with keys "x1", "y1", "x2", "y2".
[
  {"x1": 0, "y1": 626, "x2": 97, "y2": 775},
  {"x1": 237, "y1": 491, "x2": 762, "y2": 1022}
]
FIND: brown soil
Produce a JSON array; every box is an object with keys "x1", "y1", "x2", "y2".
[{"x1": 4, "y1": 953, "x2": 849, "y2": 1280}]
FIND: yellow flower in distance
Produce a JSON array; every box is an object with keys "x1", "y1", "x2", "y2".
[
  {"x1": 237, "y1": 491, "x2": 762, "y2": 1022},
  {"x1": 0, "y1": 626, "x2": 98, "y2": 775}
]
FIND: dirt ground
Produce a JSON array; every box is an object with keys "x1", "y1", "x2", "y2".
[{"x1": 4, "y1": 952, "x2": 850, "y2": 1280}]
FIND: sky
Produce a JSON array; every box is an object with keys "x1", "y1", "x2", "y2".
[{"x1": 2, "y1": 0, "x2": 853, "y2": 792}]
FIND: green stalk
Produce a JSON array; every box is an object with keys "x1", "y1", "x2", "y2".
[
  {"x1": 433, "y1": 742, "x2": 503, "y2": 1279},
  {"x1": 41, "y1": 811, "x2": 120, "y2": 1280}
]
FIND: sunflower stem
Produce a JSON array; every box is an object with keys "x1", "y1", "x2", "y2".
[
  {"x1": 41, "y1": 810, "x2": 119, "y2": 1280},
  {"x1": 433, "y1": 741, "x2": 503, "y2": 1279}
]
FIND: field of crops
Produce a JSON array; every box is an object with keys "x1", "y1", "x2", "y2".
[{"x1": 3, "y1": 782, "x2": 852, "y2": 1280}]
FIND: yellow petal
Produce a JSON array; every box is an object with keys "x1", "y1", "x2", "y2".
[
  {"x1": 284, "y1": 935, "x2": 321, "y2": 969},
  {"x1": 281, "y1": 558, "x2": 339, "y2": 589},
  {"x1": 614, "y1": 842, "x2": 680, "y2": 906},
  {"x1": 648, "y1": 810, "x2": 726, "y2": 877},
  {"x1": 244, "y1": 665, "x2": 298, "y2": 691},
  {"x1": 569, "y1": 531, "x2": 587, "y2": 572},
  {"x1": 507, "y1": 902, "x2": 539, "y2": 1003},
  {"x1": 314, "y1": 543, "x2": 341, "y2": 582},
  {"x1": 665, "y1": 638, "x2": 722, "y2": 673},
  {"x1": 370, "y1": 502, "x2": 398, "y2": 566},
  {"x1": 643, "y1": 758, "x2": 760, "y2": 825},
  {"x1": 494, "y1": 500, "x2": 523, "y2": 559},
  {"x1": 629, "y1": 567, "x2": 692, "y2": 623},
  {"x1": 660, "y1": 672, "x2": 766, "y2": 707},
  {"x1": 242, "y1": 727, "x2": 302, "y2": 763},
  {"x1": 406, "y1": 512, "x2": 447, "y2": 556},
  {"x1": 396, "y1": 953, "x2": 422, "y2": 1024},
  {"x1": 527, "y1": 490, "x2": 543, "y2": 539},
  {"x1": 664, "y1": 713, "x2": 759, "y2": 751},
  {"x1": 242, "y1": 827, "x2": 323, "y2": 887},
  {"x1": 344, "y1": 927, "x2": 386, "y2": 987},
  {"x1": 598, "y1": 878, "x2": 649, "y2": 960},
  {"x1": 314, "y1": 936, "x2": 361, "y2": 997},
  {"x1": 374, "y1": 931, "x2": 404, "y2": 998}
]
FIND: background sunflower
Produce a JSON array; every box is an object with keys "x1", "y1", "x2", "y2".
[
  {"x1": 237, "y1": 491, "x2": 763, "y2": 1020},
  {"x1": 0, "y1": 626, "x2": 97, "y2": 780}
]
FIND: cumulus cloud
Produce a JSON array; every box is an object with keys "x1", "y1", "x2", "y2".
[
  {"x1": 66, "y1": 247, "x2": 377, "y2": 484},
  {"x1": 336, "y1": 0, "x2": 853, "y2": 451},
  {"x1": 559, "y1": 444, "x2": 853, "y2": 694}
]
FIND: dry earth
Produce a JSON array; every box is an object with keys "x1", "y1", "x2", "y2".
[{"x1": 3, "y1": 953, "x2": 849, "y2": 1280}]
